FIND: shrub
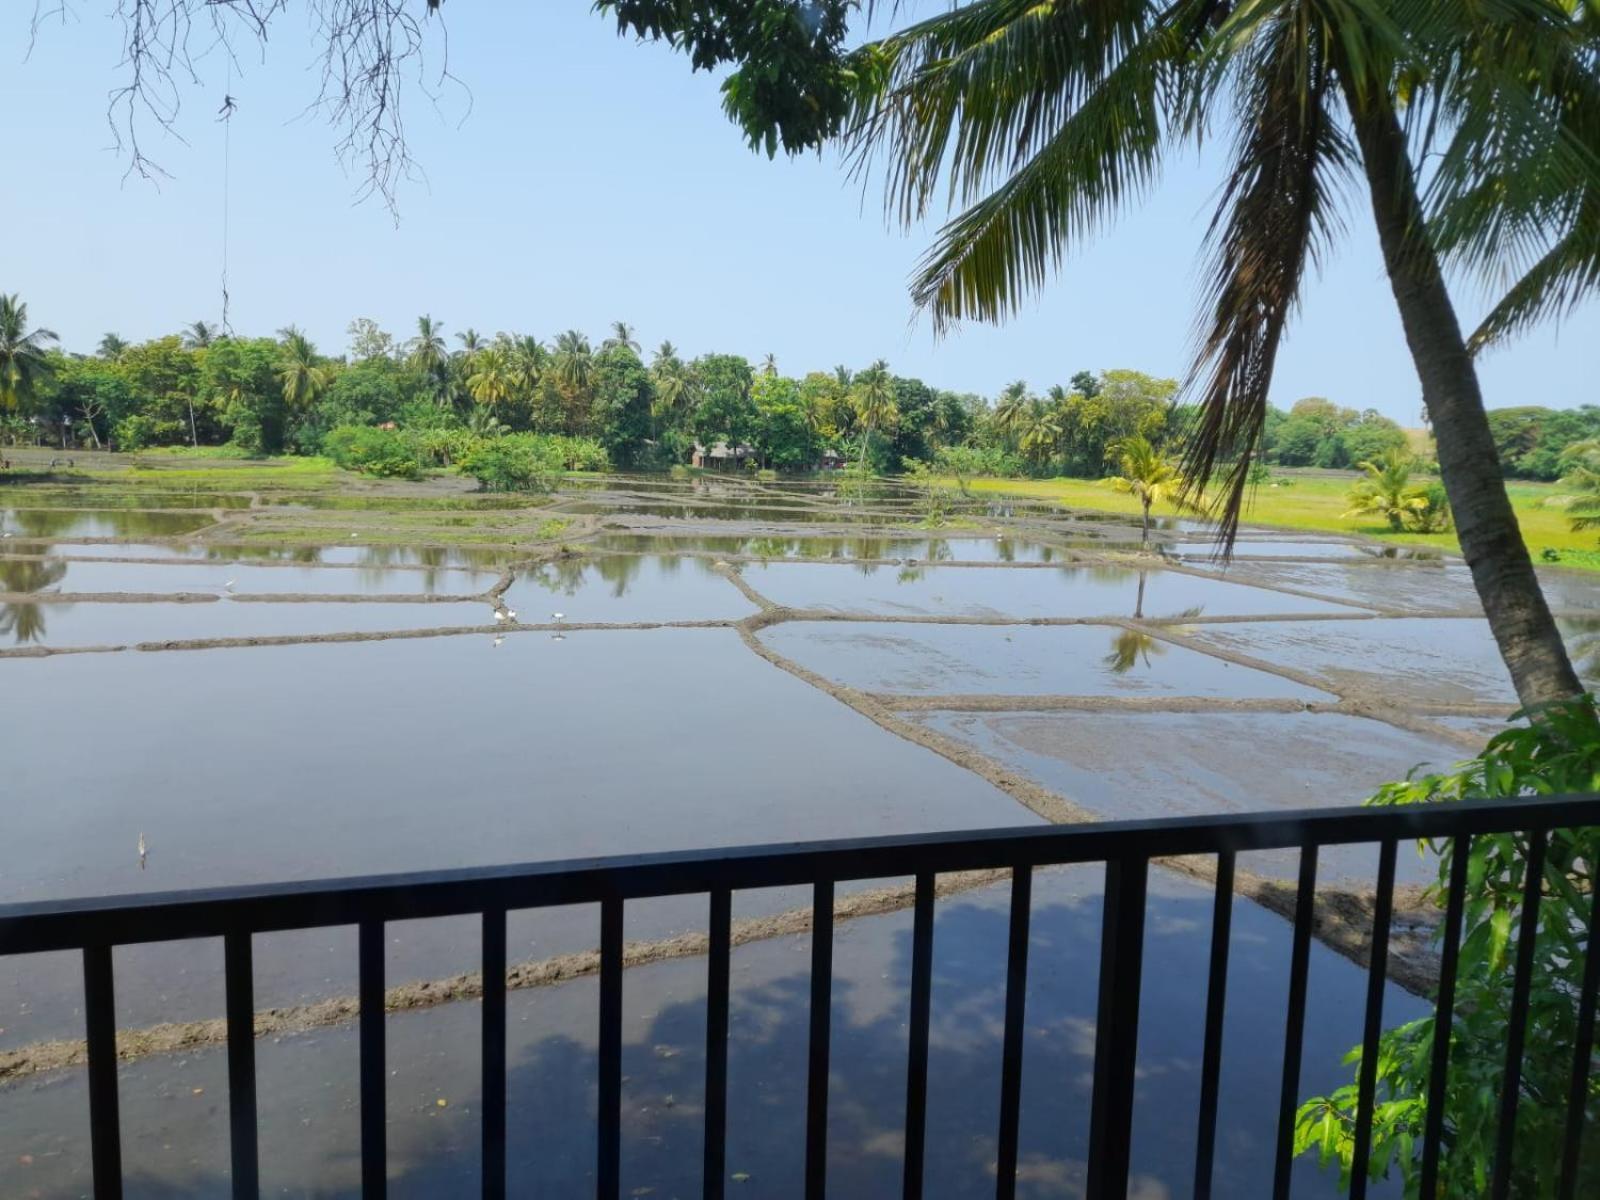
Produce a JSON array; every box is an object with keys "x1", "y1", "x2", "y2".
[
  {"x1": 457, "y1": 434, "x2": 563, "y2": 492},
  {"x1": 114, "y1": 414, "x2": 186, "y2": 450},
  {"x1": 322, "y1": 425, "x2": 426, "y2": 480},
  {"x1": 1296, "y1": 698, "x2": 1600, "y2": 1197},
  {"x1": 1409, "y1": 481, "x2": 1454, "y2": 533},
  {"x1": 413, "y1": 426, "x2": 476, "y2": 468},
  {"x1": 934, "y1": 444, "x2": 1024, "y2": 480}
]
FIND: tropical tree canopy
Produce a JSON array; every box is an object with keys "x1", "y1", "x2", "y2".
[
  {"x1": 599, "y1": 0, "x2": 1598, "y2": 705},
  {"x1": 0, "y1": 294, "x2": 59, "y2": 411},
  {"x1": 1107, "y1": 435, "x2": 1187, "y2": 540}
]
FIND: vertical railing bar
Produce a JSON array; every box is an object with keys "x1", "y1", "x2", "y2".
[
  {"x1": 481, "y1": 908, "x2": 507, "y2": 1200},
  {"x1": 1272, "y1": 844, "x2": 1319, "y2": 1200},
  {"x1": 806, "y1": 879, "x2": 835, "y2": 1200},
  {"x1": 902, "y1": 872, "x2": 936, "y2": 1200},
  {"x1": 704, "y1": 888, "x2": 732, "y2": 1200},
  {"x1": 358, "y1": 918, "x2": 386, "y2": 1200},
  {"x1": 1193, "y1": 850, "x2": 1236, "y2": 1200},
  {"x1": 1419, "y1": 833, "x2": 1471, "y2": 1197},
  {"x1": 598, "y1": 897, "x2": 624, "y2": 1200},
  {"x1": 1086, "y1": 857, "x2": 1150, "y2": 1199},
  {"x1": 1558, "y1": 854, "x2": 1600, "y2": 1200},
  {"x1": 994, "y1": 864, "x2": 1033, "y2": 1200},
  {"x1": 1491, "y1": 829, "x2": 1548, "y2": 1200},
  {"x1": 1348, "y1": 839, "x2": 1398, "y2": 1199},
  {"x1": 83, "y1": 942, "x2": 123, "y2": 1200},
  {"x1": 224, "y1": 930, "x2": 260, "y2": 1200}
]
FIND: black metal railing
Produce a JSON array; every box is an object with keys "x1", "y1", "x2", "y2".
[{"x1": 2, "y1": 794, "x2": 1598, "y2": 1200}]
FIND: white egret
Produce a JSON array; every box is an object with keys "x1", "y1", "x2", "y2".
[{"x1": 551, "y1": 612, "x2": 565, "y2": 623}]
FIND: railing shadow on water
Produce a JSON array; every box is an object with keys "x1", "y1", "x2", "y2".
[
  {"x1": 10, "y1": 880, "x2": 1419, "y2": 1199},
  {"x1": 1, "y1": 796, "x2": 1596, "y2": 1200}
]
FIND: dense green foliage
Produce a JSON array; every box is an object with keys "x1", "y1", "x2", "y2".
[
  {"x1": 1296, "y1": 699, "x2": 1600, "y2": 1198},
  {"x1": 8, "y1": 299, "x2": 1592, "y2": 497},
  {"x1": 1343, "y1": 450, "x2": 1454, "y2": 534},
  {"x1": 1267, "y1": 398, "x2": 1410, "y2": 471},
  {"x1": 0, "y1": 302, "x2": 1220, "y2": 483},
  {"x1": 1489, "y1": 408, "x2": 1600, "y2": 481}
]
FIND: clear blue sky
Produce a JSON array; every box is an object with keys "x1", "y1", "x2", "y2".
[{"x1": 2, "y1": 3, "x2": 1594, "y2": 425}]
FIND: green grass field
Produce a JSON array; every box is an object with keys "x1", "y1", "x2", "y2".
[{"x1": 950, "y1": 470, "x2": 1600, "y2": 571}]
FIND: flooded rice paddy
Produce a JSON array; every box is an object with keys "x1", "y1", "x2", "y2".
[{"x1": 2, "y1": 470, "x2": 1592, "y2": 1197}]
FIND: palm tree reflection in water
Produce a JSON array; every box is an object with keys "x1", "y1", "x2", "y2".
[
  {"x1": 1105, "y1": 570, "x2": 1203, "y2": 675},
  {"x1": 0, "y1": 556, "x2": 68, "y2": 645}
]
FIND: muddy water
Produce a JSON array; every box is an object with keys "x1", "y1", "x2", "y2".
[
  {"x1": 910, "y1": 710, "x2": 1459, "y2": 882},
  {"x1": 499, "y1": 555, "x2": 758, "y2": 623},
  {"x1": 0, "y1": 491, "x2": 253, "y2": 509},
  {"x1": 1206, "y1": 561, "x2": 1483, "y2": 612},
  {"x1": 594, "y1": 533, "x2": 1075, "y2": 562},
  {"x1": 0, "y1": 629, "x2": 1032, "y2": 1043},
  {"x1": 559, "y1": 500, "x2": 924, "y2": 523},
  {"x1": 0, "y1": 556, "x2": 496, "y2": 597},
  {"x1": 0, "y1": 508, "x2": 217, "y2": 538},
  {"x1": 743, "y1": 561, "x2": 1359, "y2": 618},
  {"x1": 1178, "y1": 539, "x2": 1379, "y2": 560},
  {"x1": 758, "y1": 622, "x2": 1330, "y2": 700},
  {"x1": 5, "y1": 489, "x2": 1591, "y2": 1194},
  {"x1": 1187, "y1": 618, "x2": 1529, "y2": 705},
  {"x1": 0, "y1": 597, "x2": 495, "y2": 648},
  {"x1": 266, "y1": 544, "x2": 516, "y2": 569},
  {"x1": 0, "y1": 866, "x2": 1419, "y2": 1199}
]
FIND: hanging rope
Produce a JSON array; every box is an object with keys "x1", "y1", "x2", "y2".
[{"x1": 218, "y1": 59, "x2": 237, "y2": 337}]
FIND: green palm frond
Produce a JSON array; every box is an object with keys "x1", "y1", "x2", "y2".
[
  {"x1": 1179, "y1": 2, "x2": 1354, "y2": 546},
  {"x1": 849, "y1": 1, "x2": 1187, "y2": 330},
  {"x1": 1409, "y1": 0, "x2": 1600, "y2": 350},
  {"x1": 0, "y1": 293, "x2": 59, "y2": 411}
]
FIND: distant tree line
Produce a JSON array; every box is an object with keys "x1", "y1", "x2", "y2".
[{"x1": 1, "y1": 295, "x2": 1519, "y2": 488}]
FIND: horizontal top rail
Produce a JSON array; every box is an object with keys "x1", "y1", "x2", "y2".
[{"x1": 3, "y1": 793, "x2": 1598, "y2": 956}]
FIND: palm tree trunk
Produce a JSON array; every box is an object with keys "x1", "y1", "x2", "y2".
[
  {"x1": 1344, "y1": 83, "x2": 1581, "y2": 706},
  {"x1": 1141, "y1": 498, "x2": 1151, "y2": 545},
  {"x1": 859, "y1": 419, "x2": 875, "y2": 472}
]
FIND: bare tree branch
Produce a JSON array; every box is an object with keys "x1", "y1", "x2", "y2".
[{"x1": 25, "y1": 1, "x2": 456, "y2": 216}]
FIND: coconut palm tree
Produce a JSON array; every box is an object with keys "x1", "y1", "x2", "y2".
[
  {"x1": 467, "y1": 346, "x2": 515, "y2": 410},
  {"x1": 833, "y1": 365, "x2": 853, "y2": 389},
  {"x1": 276, "y1": 327, "x2": 331, "y2": 413},
  {"x1": 510, "y1": 335, "x2": 547, "y2": 398},
  {"x1": 1107, "y1": 436, "x2": 1186, "y2": 545},
  {"x1": 1020, "y1": 405, "x2": 1063, "y2": 470},
  {"x1": 0, "y1": 294, "x2": 58, "y2": 412},
  {"x1": 183, "y1": 320, "x2": 216, "y2": 349},
  {"x1": 552, "y1": 330, "x2": 594, "y2": 396},
  {"x1": 604, "y1": 321, "x2": 640, "y2": 354},
  {"x1": 790, "y1": 0, "x2": 1597, "y2": 704},
  {"x1": 851, "y1": 359, "x2": 897, "y2": 472},
  {"x1": 407, "y1": 315, "x2": 449, "y2": 402},
  {"x1": 761, "y1": 352, "x2": 778, "y2": 376},
  {"x1": 650, "y1": 342, "x2": 694, "y2": 419},
  {"x1": 454, "y1": 329, "x2": 485, "y2": 373},
  {"x1": 991, "y1": 380, "x2": 1031, "y2": 447},
  {"x1": 96, "y1": 333, "x2": 128, "y2": 361},
  {"x1": 1343, "y1": 449, "x2": 1430, "y2": 532}
]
